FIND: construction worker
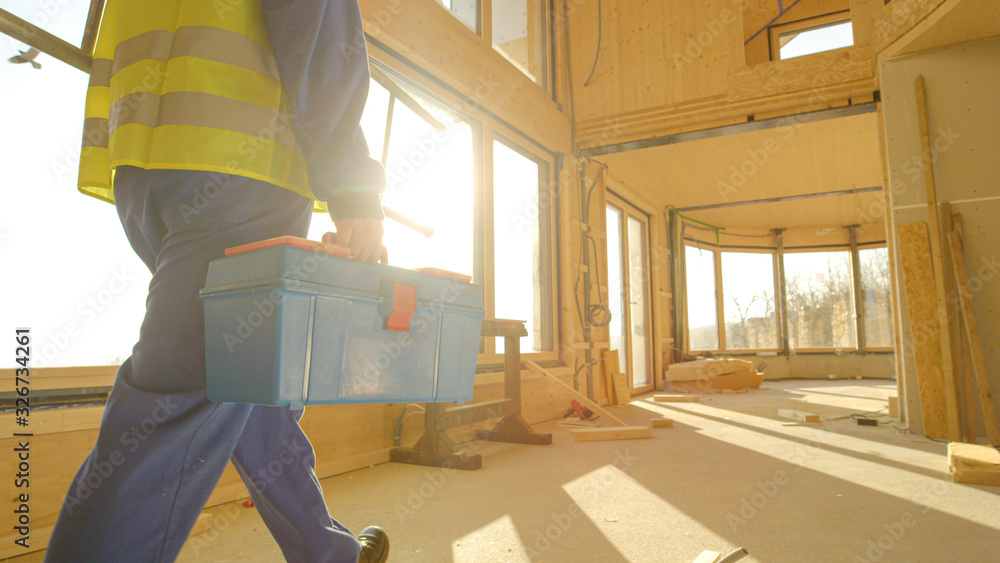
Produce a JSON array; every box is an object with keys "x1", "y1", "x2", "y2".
[{"x1": 45, "y1": 1, "x2": 389, "y2": 561}]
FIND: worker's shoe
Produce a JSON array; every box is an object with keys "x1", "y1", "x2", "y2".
[{"x1": 357, "y1": 526, "x2": 389, "y2": 563}]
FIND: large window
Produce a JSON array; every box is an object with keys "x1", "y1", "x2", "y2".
[
  {"x1": 493, "y1": 139, "x2": 552, "y2": 353},
  {"x1": 434, "y1": 0, "x2": 479, "y2": 33},
  {"x1": 722, "y1": 252, "x2": 778, "y2": 350},
  {"x1": 607, "y1": 198, "x2": 653, "y2": 391},
  {"x1": 311, "y1": 77, "x2": 475, "y2": 278},
  {"x1": 685, "y1": 246, "x2": 719, "y2": 351},
  {"x1": 492, "y1": 0, "x2": 548, "y2": 89},
  {"x1": 860, "y1": 247, "x2": 893, "y2": 349},
  {"x1": 784, "y1": 251, "x2": 857, "y2": 350}
]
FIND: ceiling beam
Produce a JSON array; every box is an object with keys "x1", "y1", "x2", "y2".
[{"x1": 579, "y1": 102, "x2": 878, "y2": 158}]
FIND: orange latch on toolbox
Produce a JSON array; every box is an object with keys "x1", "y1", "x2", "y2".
[{"x1": 387, "y1": 283, "x2": 416, "y2": 332}]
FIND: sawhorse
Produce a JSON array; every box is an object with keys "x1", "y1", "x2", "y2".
[{"x1": 389, "y1": 318, "x2": 552, "y2": 470}]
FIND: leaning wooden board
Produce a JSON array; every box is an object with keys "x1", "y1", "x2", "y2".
[{"x1": 896, "y1": 222, "x2": 948, "y2": 439}]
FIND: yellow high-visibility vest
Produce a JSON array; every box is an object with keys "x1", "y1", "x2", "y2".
[{"x1": 79, "y1": 0, "x2": 321, "y2": 209}]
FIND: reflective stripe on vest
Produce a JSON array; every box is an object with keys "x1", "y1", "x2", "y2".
[{"x1": 79, "y1": 1, "x2": 323, "y2": 211}]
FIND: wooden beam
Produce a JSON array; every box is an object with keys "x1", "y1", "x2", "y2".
[
  {"x1": 939, "y1": 202, "x2": 968, "y2": 439},
  {"x1": 651, "y1": 418, "x2": 674, "y2": 428},
  {"x1": 914, "y1": 75, "x2": 961, "y2": 442},
  {"x1": 569, "y1": 426, "x2": 653, "y2": 442},
  {"x1": 947, "y1": 230, "x2": 1000, "y2": 446},
  {"x1": 948, "y1": 442, "x2": 1000, "y2": 486},
  {"x1": 653, "y1": 394, "x2": 700, "y2": 403},
  {"x1": 728, "y1": 46, "x2": 873, "y2": 102},
  {"x1": 779, "y1": 409, "x2": 821, "y2": 423},
  {"x1": 526, "y1": 361, "x2": 627, "y2": 426}
]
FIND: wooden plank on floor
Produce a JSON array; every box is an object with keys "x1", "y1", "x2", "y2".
[
  {"x1": 651, "y1": 418, "x2": 674, "y2": 428},
  {"x1": 691, "y1": 551, "x2": 722, "y2": 563},
  {"x1": 569, "y1": 426, "x2": 653, "y2": 442},
  {"x1": 778, "y1": 409, "x2": 821, "y2": 423},
  {"x1": 526, "y1": 361, "x2": 628, "y2": 427},
  {"x1": 654, "y1": 394, "x2": 700, "y2": 403},
  {"x1": 897, "y1": 222, "x2": 948, "y2": 438},
  {"x1": 948, "y1": 442, "x2": 1000, "y2": 486}
]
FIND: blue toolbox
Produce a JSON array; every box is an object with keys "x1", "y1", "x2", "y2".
[{"x1": 199, "y1": 236, "x2": 485, "y2": 409}]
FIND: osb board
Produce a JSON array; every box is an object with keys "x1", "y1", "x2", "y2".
[{"x1": 896, "y1": 222, "x2": 947, "y2": 438}]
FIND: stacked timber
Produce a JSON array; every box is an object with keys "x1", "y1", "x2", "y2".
[{"x1": 664, "y1": 359, "x2": 763, "y2": 393}]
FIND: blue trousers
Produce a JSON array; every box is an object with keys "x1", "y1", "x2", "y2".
[{"x1": 46, "y1": 167, "x2": 361, "y2": 562}]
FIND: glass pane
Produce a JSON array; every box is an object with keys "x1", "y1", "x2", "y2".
[
  {"x1": 492, "y1": 0, "x2": 547, "y2": 89},
  {"x1": 685, "y1": 246, "x2": 719, "y2": 351},
  {"x1": 2, "y1": 27, "x2": 149, "y2": 367},
  {"x1": 310, "y1": 90, "x2": 474, "y2": 279},
  {"x1": 860, "y1": 247, "x2": 893, "y2": 348},
  {"x1": 493, "y1": 140, "x2": 546, "y2": 352},
  {"x1": 434, "y1": 0, "x2": 479, "y2": 33},
  {"x1": 784, "y1": 251, "x2": 857, "y2": 349},
  {"x1": 722, "y1": 252, "x2": 778, "y2": 350},
  {"x1": 0, "y1": 0, "x2": 92, "y2": 48},
  {"x1": 606, "y1": 206, "x2": 627, "y2": 377},
  {"x1": 627, "y1": 216, "x2": 650, "y2": 387},
  {"x1": 779, "y1": 21, "x2": 853, "y2": 60}
]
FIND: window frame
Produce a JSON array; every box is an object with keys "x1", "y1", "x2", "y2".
[
  {"x1": 680, "y1": 235, "x2": 894, "y2": 356},
  {"x1": 681, "y1": 242, "x2": 721, "y2": 354},
  {"x1": 365, "y1": 52, "x2": 559, "y2": 366},
  {"x1": 768, "y1": 10, "x2": 853, "y2": 62},
  {"x1": 431, "y1": 0, "x2": 552, "y2": 92},
  {"x1": 781, "y1": 247, "x2": 859, "y2": 353},
  {"x1": 605, "y1": 191, "x2": 655, "y2": 395},
  {"x1": 482, "y1": 125, "x2": 559, "y2": 363},
  {"x1": 858, "y1": 243, "x2": 895, "y2": 353},
  {"x1": 718, "y1": 248, "x2": 782, "y2": 354}
]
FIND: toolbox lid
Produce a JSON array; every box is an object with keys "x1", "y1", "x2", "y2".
[{"x1": 225, "y1": 236, "x2": 351, "y2": 258}]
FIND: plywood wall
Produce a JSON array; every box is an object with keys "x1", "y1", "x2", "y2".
[
  {"x1": 881, "y1": 37, "x2": 1000, "y2": 437},
  {"x1": 567, "y1": 0, "x2": 886, "y2": 148}
]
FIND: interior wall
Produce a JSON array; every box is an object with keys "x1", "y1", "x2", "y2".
[
  {"x1": 881, "y1": 37, "x2": 1000, "y2": 437},
  {"x1": 728, "y1": 352, "x2": 894, "y2": 379}
]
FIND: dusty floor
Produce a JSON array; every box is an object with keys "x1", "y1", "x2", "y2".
[{"x1": 14, "y1": 380, "x2": 1000, "y2": 562}]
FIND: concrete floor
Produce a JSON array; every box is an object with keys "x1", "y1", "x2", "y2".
[{"x1": 16, "y1": 380, "x2": 1000, "y2": 562}]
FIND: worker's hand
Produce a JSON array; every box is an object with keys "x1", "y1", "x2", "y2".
[{"x1": 324, "y1": 219, "x2": 387, "y2": 263}]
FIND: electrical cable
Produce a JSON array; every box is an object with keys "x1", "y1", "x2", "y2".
[
  {"x1": 582, "y1": 0, "x2": 602, "y2": 87},
  {"x1": 392, "y1": 404, "x2": 425, "y2": 446}
]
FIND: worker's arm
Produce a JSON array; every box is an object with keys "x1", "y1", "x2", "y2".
[{"x1": 261, "y1": 0, "x2": 386, "y2": 228}]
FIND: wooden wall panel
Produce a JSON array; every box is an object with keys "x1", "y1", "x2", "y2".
[{"x1": 568, "y1": 0, "x2": 744, "y2": 123}]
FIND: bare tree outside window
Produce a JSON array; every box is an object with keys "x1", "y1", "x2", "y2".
[{"x1": 784, "y1": 251, "x2": 857, "y2": 349}]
